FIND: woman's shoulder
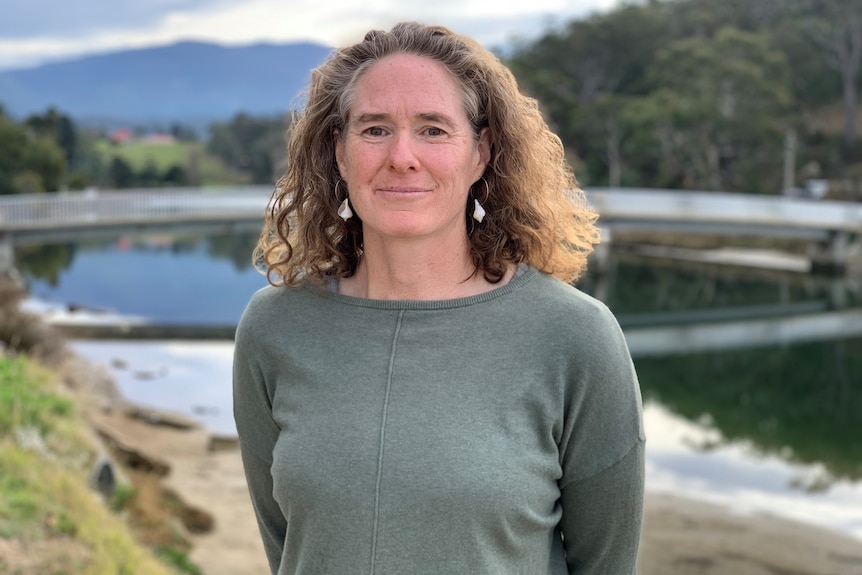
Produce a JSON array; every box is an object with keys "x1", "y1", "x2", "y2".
[
  {"x1": 243, "y1": 283, "x2": 295, "y2": 314},
  {"x1": 509, "y1": 270, "x2": 632, "y2": 365},
  {"x1": 245, "y1": 280, "x2": 329, "y2": 308},
  {"x1": 236, "y1": 283, "x2": 328, "y2": 338},
  {"x1": 524, "y1": 270, "x2": 618, "y2": 328}
]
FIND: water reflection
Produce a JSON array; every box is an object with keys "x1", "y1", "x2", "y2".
[
  {"x1": 635, "y1": 338, "x2": 862, "y2": 483},
  {"x1": 15, "y1": 243, "x2": 77, "y2": 286},
  {"x1": 582, "y1": 254, "x2": 861, "y2": 315},
  {"x1": 583, "y1": 260, "x2": 862, "y2": 445},
  {"x1": 67, "y1": 339, "x2": 862, "y2": 542},
  {"x1": 645, "y1": 401, "x2": 862, "y2": 540},
  {"x1": 17, "y1": 231, "x2": 862, "y2": 540},
  {"x1": 584, "y1": 257, "x2": 862, "y2": 486},
  {"x1": 21, "y1": 229, "x2": 265, "y2": 324}
]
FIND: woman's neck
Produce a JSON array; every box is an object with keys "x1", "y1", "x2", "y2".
[{"x1": 338, "y1": 235, "x2": 510, "y2": 301}]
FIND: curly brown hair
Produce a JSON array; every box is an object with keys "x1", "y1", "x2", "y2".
[{"x1": 257, "y1": 21, "x2": 599, "y2": 287}]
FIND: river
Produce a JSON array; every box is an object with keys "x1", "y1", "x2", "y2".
[{"x1": 17, "y1": 227, "x2": 862, "y2": 541}]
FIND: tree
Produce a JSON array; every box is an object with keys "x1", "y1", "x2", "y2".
[
  {"x1": 504, "y1": 0, "x2": 860, "y2": 189},
  {"x1": 803, "y1": 0, "x2": 862, "y2": 149},
  {"x1": 109, "y1": 157, "x2": 135, "y2": 188},
  {"x1": 72, "y1": 129, "x2": 108, "y2": 188},
  {"x1": 508, "y1": 5, "x2": 672, "y2": 185},
  {"x1": 170, "y1": 122, "x2": 199, "y2": 142},
  {"x1": 208, "y1": 113, "x2": 289, "y2": 184},
  {"x1": 22, "y1": 137, "x2": 67, "y2": 193},
  {"x1": 631, "y1": 27, "x2": 794, "y2": 193},
  {"x1": 664, "y1": 0, "x2": 784, "y2": 37},
  {"x1": 162, "y1": 165, "x2": 188, "y2": 186},
  {"x1": 139, "y1": 160, "x2": 160, "y2": 187},
  {"x1": 0, "y1": 114, "x2": 28, "y2": 194},
  {"x1": 24, "y1": 107, "x2": 78, "y2": 167},
  {"x1": 0, "y1": 111, "x2": 66, "y2": 194}
]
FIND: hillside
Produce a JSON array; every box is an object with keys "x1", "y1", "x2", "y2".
[{"x1": 0, "y1": 41, "x2": 332, "y2": 125}]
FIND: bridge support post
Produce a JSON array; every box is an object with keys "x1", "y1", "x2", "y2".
[
  {"x1": 590, "y1": 226, "x2": 612, "y2": 276},
  {"x1": 0, "y1": 233, "x2": 15, "y2": 276},
  {"x1": 846, "y1": 236, "x2": 862, "y2": 278},
  {"x1": 810, "y1": 231, "x2": 850, "y2": 274}
]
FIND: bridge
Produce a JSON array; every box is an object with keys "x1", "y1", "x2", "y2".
[
  {"x1": 586, "y1": 188, "x2": 862, "y2": 274},
  {"x1": 622, "y1": 307, "x2": 862, "y2": 357},
  {"x1": 2, "y1": 185, "x2": 861, "y2": 272},
  {"x1": 0, "y1": 186, "x2": 271, "y2": 241},
  {"x1": 587, "y1": 188, "x2": 862, "y2": 237},
  {"x1": 44, "y1": 303, "x2": 862, "y2": 358}
]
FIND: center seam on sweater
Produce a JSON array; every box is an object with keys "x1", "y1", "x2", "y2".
[{"x1": 369, "y1": 309, "x2": 405, "y2": 575}]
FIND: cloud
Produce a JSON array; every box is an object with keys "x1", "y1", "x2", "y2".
[
  {"x1": 0, "y1": 0, "x2": 233, "y2": 39},
  {"x1": 0, "y1": 0, "x2": 621, "y2": 70}
]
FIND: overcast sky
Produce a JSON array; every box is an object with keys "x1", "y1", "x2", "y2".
[{"x1": 0, "y1": 0, "x2": 623, "y2": 70}]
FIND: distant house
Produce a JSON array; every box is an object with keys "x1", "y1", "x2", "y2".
[
  {"x1": 108, "y1": 129, "x2": 176, "y2": 146},
  {"x1": 144, "y1": 133, "x2": 176, "y2": 145},
  {"x1": 110, "y1": 128, "x2": 133, "y2": 144}
]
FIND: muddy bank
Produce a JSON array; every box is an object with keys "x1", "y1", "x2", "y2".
[
  {"x1": 6, "y1": 275, "x2": 862, "y2": 575},
  {"x1": 85, "y1": 402, "x2": 862, "y2": 575}
]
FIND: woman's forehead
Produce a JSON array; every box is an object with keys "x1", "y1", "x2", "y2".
[{"x1": 347, "y1": 54, "x2": 468, "y2": 123}]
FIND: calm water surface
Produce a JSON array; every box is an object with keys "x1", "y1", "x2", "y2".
[{"x1": 18, "y1": 230, "x2": 862, "y2": 540}]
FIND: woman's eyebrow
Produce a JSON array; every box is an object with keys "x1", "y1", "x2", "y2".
[
  {"x1": 353, "y1": 112, "x2": 389, "y2": 124},
  {"x1": 416, "y1": 112, "x2": 456, "y2": 127},
  {"x1": 352, "y1": 111, "x2": 457, "y2": 127}
]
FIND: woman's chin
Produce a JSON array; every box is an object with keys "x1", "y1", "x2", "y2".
[{"x1": 362, "y1": 217, "x2": 455, "y2": 243}]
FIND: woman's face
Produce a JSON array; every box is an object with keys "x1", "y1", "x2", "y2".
[{"x1": 335, "y1": 53, "x2": 489, "y2": 247}]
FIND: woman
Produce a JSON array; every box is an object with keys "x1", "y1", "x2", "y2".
[{"x1": 234, "y1": 22, "x2": 644, "y2": 575}]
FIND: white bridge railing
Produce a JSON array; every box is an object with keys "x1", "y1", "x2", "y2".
[
  {"x1": 0, "y1": 185, "x2": 274, "y2": 232},
  {"x1": 1, "y1": 186, "x2": 860, "y2": 236},
  {"x1": 586, "y1": 188, "x2": 862, "y2": 234}
]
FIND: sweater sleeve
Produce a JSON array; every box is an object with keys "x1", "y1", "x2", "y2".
[
  {"x1": 559, "y1": 440, "x2": 645, "y2": 574},
  {"x1": 557, "y1": 299, "x2": 645, "y2": 574},
  {"x1": 233, "y1": 294, "x2": 287, "y2": 575}
]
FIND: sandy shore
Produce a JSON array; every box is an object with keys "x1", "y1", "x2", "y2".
[
  {"x1": 77, "y1": 403, "x2": 862, "y2": 575},
  {"x1": 55, "y1": 339, "x2": 858, "y2": 575}
]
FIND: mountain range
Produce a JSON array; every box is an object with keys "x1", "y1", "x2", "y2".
[{"x1": 0, "y1": 41, "x2": 333, "y2": 127}]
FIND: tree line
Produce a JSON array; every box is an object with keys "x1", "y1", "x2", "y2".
[
  {"x1": 2, "y1": 0, "x2": 860, "y2": 197},
  {"x1": 0, "y1": 105, "x2": 289, "y2": 195},
  {"x1": 506, "y1": 0, "x2": 862, "y2": 196}
]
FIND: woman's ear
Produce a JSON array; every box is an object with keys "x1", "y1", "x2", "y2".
[
  {"x1": 334, "y1": 129, "x2": 345, "y2": 177},
  {"x1": 475, "y1": 127, "x2": 491, "y2": 178}
]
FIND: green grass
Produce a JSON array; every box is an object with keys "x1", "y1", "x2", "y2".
[
  {"x1": 0, "y1": 356, "x2": 74, "y2": 436},
  {"x1": 0, "y1": 355, "x2": 181, "y2": 575},
  {"x1": 156, "y1": 545, "x2": 203, "y2": 575},
  {"x1": 94, "y1": 139, "x2": 251, "y2": 186}
]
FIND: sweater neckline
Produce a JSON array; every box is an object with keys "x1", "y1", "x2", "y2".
[{"x1": 308, "y1": 265, "x2": 538, "y2": 310}]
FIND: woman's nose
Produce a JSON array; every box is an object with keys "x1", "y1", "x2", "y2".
[{"x1": 388, "y1": 131, "x2": 419, "y2": 172}]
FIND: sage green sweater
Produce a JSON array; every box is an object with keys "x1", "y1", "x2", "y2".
[{"x1": 233, "y1": 266, "x2": 645, "y2": 575}]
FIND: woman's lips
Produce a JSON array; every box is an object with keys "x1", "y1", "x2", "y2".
[{"x1": 377, "y1": 187, "x2": 430, "y2": 196}]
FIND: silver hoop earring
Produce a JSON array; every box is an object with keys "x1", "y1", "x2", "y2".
[
  {"x1": 335, "y1": 180, "x2": 353, "y2": 221},
  {"x1": 472, "y1": 177, "x2": 489, "y2": 223}
]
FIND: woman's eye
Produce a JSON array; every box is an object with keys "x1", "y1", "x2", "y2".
[
  {"x1": 424, "y1": 127, "x2": 445, "y2": 137},
  {"x1": 364, "y1": 127, "x2": 386, "y2": 136}
]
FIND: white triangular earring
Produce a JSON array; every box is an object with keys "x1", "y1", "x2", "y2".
[
  {"x1": 472, "y1": 198, "x2": 486, "y2": 223},
  {"x1": 472, "y1": 177, "x2": 489, "y2": 223},
  {"x1": 337, "y1": 197, "x2": 353, "y2": 221}
]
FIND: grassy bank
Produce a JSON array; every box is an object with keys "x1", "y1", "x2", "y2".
[{"x1": 0, "y1": 353, "x2": 188, "y2": 574}]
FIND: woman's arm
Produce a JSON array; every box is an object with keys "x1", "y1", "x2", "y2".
[
  {"x1": 559, "y1": 440, "x2": 645, "y2": 574},
  {"x1": 557, "y1": 298, "x2": 646, "y2": 573},
  {"x1": 233, "y1": 303, "x2": 287, "y2": 574}
]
